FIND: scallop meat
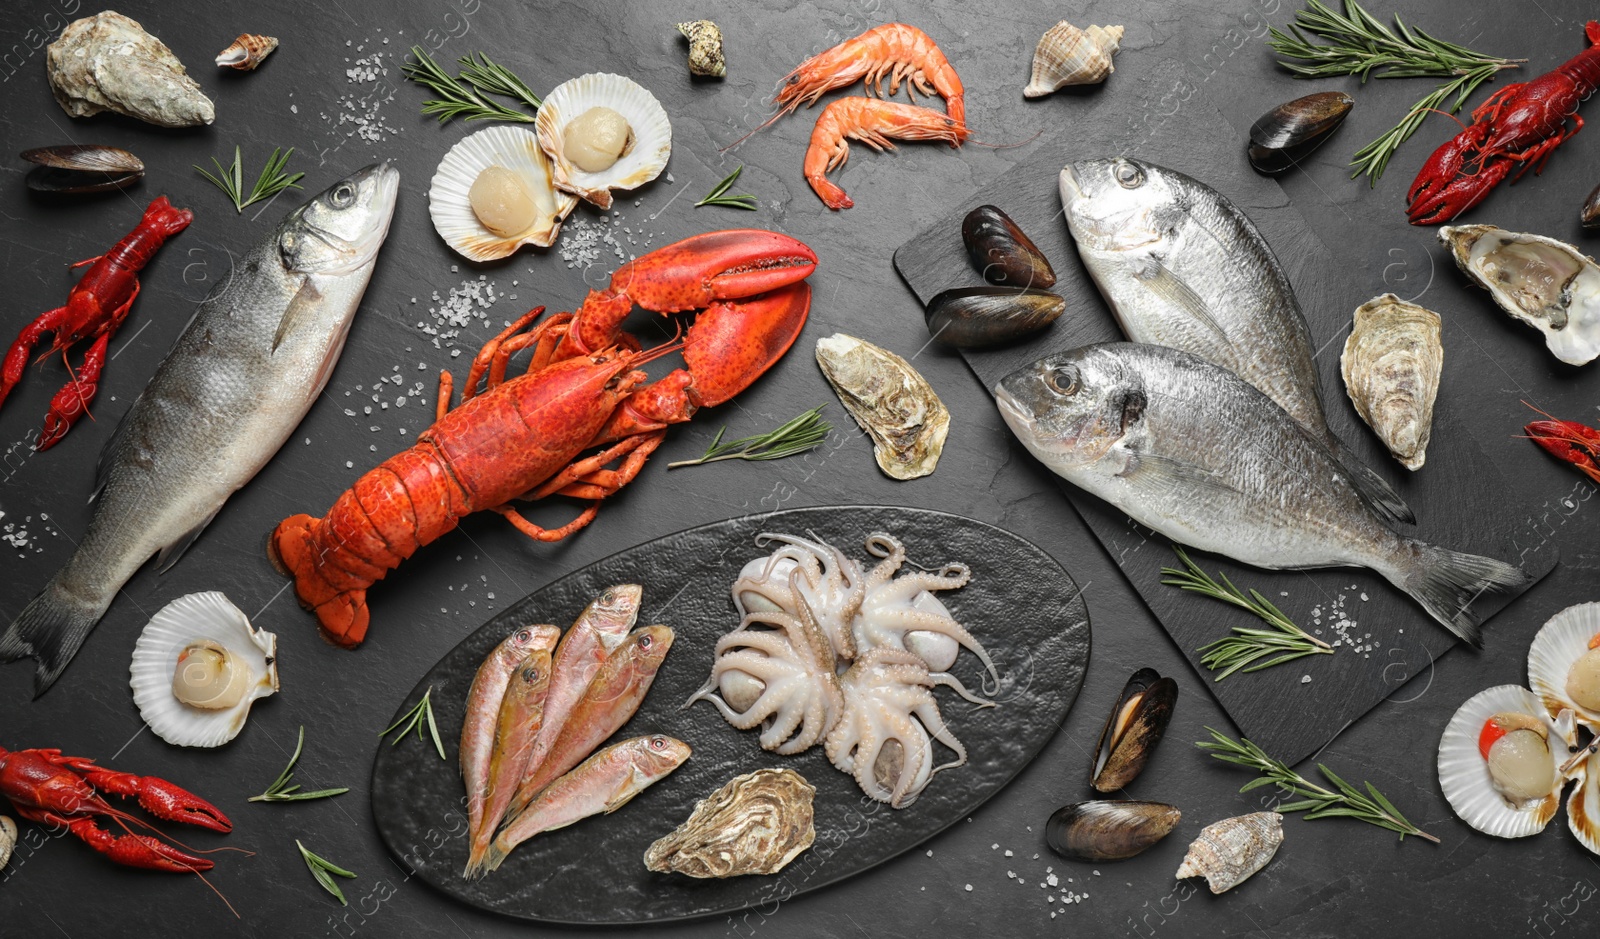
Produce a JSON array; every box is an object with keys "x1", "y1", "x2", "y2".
[
  {"x1": 1437, "y1": 684, "x2": 1573, "y2": 839},
  {"x1": 536, "y1": 72, "x2": 672, "y2": 209},
  {"x1": 129, "y1": 592, "x2": 278, "y2": 748},
  {"x1": 815, "y1": 333, "x2": 949, "y2": 480},
  {"x1": 1441, "y1": 224, "x2": 1600, "y2": 366},
  {"x1": 1340, "y1": 293, "x2": 1443, "y2": 471},
  {"x1": 645, "y1": 768, "x2": 815, "y2": 877},
  {"x1": 428, "y1": 125, "x2": 578, "y2": 262}
]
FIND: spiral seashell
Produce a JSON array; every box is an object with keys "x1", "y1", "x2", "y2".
[
  {"x1": 1340, "y1": 294, "x2": 1442, "y2": 471},
  {"x1": 676, "y1": 20, "x2": 726, "y2": 78},
  {"x1": 216, "y1": 34, "x2": 279, "y2": 71},
  {"x1": 1175, "y1": 812, "x2": 1283, "y2": 894},
  {"x1": 1024, "y1": 21, "x2": 1123, "y2": 98}
]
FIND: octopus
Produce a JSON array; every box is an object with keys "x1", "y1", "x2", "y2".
[
  {"x1": 825, "y1": 648, "x2": 987, "y2": 807},
  {"x1": 733, "y1": 532, "x2": 864, "y2": 659},
  {"x1": 852, "y1": 534, "x2": 997, "y2": 683}
]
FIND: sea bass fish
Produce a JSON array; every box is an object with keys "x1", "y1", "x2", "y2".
[
  {"x1": 1, "y1": 163, "x2": 399, "y2": 695},
  {"x1": 506, "y1": 624, "x2": 674, "y2": 820},
  {"x1": 1058, "y1": 158, "x2": 1412, "y2": 525},
  {"x1": 461, "y1": 623, "x2": 559, "y2": 878},
  {"x1": 465, "y1": 646, "x2": 553, "y2": 878},
  {"x1": 484, "y1": 734, "x2": 690, "y2": 873},
  {"x1": 995, "y1": 343, "x2": 1533, "y2": 645},
  {"x1": 519, "y1": 585, "x2": 642, "y2": 784}
]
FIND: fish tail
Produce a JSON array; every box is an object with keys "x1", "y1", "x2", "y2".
[
  {"x1": 1393, "y1": 541, "x2": 1534, "y2": 647},
  {"x1": 480, "y1": 836, "x2": 511, "y2": 874},
  {"x1": 0, "y1": 576, "x2": 111, "y2": 697},
  {"x1": 1332, "y1": 438, "x2": 1415, "y2": 525}
]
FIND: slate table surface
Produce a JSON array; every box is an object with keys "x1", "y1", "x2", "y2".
[{"x1": 1, "y1": 1, "x2": 1597, "y2": 937}]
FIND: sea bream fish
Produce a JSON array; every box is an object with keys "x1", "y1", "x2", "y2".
[
  {"x1": 1058, "y1": 158, "x2": 1413, "y2": 525},
  {"x1": 0, "y1": 163, "x2": 400, "y2": 695},
  {"x1": 995, "y1": 343, "x2": 1533, "y2": 646}
]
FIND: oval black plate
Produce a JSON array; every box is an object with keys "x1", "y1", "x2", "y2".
[{"x1": 370, "y1": 505, "x2": 1091, "y2": 925}]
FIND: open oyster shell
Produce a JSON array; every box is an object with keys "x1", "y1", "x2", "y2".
[
  {"x1": 1529, "y1": 602, "x2": 1600, "y2": 726},
  {"x1": 536, "y1": 73, "x2": 672, "y2": 210},
  {"x1": 1437, "y1": 684, "x2": 1574, "y2": 839},
  {"x1": 1340, "y1": 294, "x2": 1442, "y2": 471},
  {"x1": 1441, "y1": 225, "x2": 1600, "y2": 366},
  {"x1": 130, "y1": 592, "x2": 278, "y2": 748},
  {"x1": 429, "y1": 125, "x2": 578, "y2": 262},
  {"x1": 644, "y1": 768, "x2": 815, "y2": 877},
  {"x1": 816, "y1": 333, "x2": 949, "y2": 480}
]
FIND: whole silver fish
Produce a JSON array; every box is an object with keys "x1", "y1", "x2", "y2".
[
  {"x1": 995, "y1": 343, "x2": 1531, "y2": 646},
  {"x1": 1059, "y1": 158, "x2": 1412, "y2": 525},
  {"x1": 0, "y1": 164, "x2": 399, "y2": 694}
]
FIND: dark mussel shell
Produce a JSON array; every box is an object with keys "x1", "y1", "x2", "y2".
[
  {"x1": 962, "y1": 205, "x2": 1056, "y2": 289},
  {"x1": 1090, "y1": 667, "x2": 1177, "y2": 792},
  {"x1": 1583, "y1": 183, "x2": 1600, "y2": 231},
  {"x1": 21, "y1": 145, "x2": 144, "y2": 193},
  {"x1": 925, "y1": 286, "x2": 1065, "y2": 349},
  {"x1": 1046, "y1": 800, "x2": 1182, "y2": 862},
  {"x1": 1247, "y1": 91, "x2": 1354, "y2": 175}
]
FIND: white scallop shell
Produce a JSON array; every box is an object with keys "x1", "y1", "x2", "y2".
[
  {"x1": 536, "y1": 72, "x2": 672, "y2": 210},
  {"x1": 1568, "y1": 747, "x2": 1600, "y2": 855},
  {"x1": 130, "y1": 592, "x2": 278, "y2": 748},
  {"x1": 1437, "y1": 684, "x2": 1568, "y2": 838},
  {"x1": 1529, "y1": 602, "x2": 1600, "y2": 726},
  {"x1": 428, "y1": 124, "x2": 578, "y2": 262}
]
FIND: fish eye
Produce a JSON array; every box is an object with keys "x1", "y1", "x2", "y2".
[
  {"x1": 331, "y1": 183, "x2": 356, "y2": 207},
  {"x1": 515, "y1": 629, "x2": 532, "y2": 642},
  {"x1": 523, "y1": 666, "x2": 540, "y2": 682},
  {"x1": 638, "y1": 634, "x2": 653, "y2": 649},
  {"x1": 1113, "y1": 161, "x2": 1144, "y2": 189},
  {"x1": 650, "y1": 736, "x2": 667, "y2": 750},
  {"x1": 1045, "y1": 365, "x2": 1079, "y2": 397}
]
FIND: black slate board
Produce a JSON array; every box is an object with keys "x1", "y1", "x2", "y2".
[
  {"x1": 891, "y1": 98, "x2": 1555, "y2": 764},
  {"x1": 370, "y1": 505, "x2": 1090, "y2": 925}
]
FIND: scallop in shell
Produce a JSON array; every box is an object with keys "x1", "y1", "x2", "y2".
[
  {"x1": 1024, "y1": 21, "x2": 1123, "y2": 98},
  {"x1": 644, "y1": 768, "x2": 815, "y2": 877},
  {"x1": 428, "y1": 125, "x2": 578, "y2": 262},
  {"x1": 130, "y1": 592, "x2": 278, "y2": 748},
  {"x1": 1175, "y1": 812, "x2": 1283, "y2": 894},
  {"x1": 1437, "y1": 684, "x2": 1572, "y2": 838},
  {"x1": 1440, "y1": 225, "x2": 1600, "y2": 366},
  {"x1": 536, "y1": 73, "x2": 672, "y2": 210},
  {"x1": 1528, "y1": 602, "x2": 1600, "y2": 725},
  {"x1": 815, "y1": 333, "x2": 950, "y2": 480},
  {"x1": 1340, "y1": 294, "x2": 1442, "y2": 471}
]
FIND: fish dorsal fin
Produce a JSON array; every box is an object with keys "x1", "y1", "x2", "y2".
[
  {"x1": 1140, "y1": 258, "x2": 1229, "y2": 344},
  {"x1": 272, "y1": 277, "x2": 323, "y2": 353},
  {"x1": 603, "y1": 765, "x2": 650, "y2": 814},
  {"x1": 153, "y1": 507, "x2": 222, "y2": 573}
]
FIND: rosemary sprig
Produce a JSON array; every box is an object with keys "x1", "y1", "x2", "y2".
[
  {"x1": 668, "y1": 405, "x2": 830, "y2": 468},
  {"x1": 249, "y1": 726, "x2": 350, "y2": 803},
  {"x1": 1198, "y1": 728, "x2": 1440, "y2": 843},
  {"x1": 379, "y1": 686, "x2": 446, "y2": 760},
  {"x1": 1161, "y1": 547, "x2": 1332, "y2": 680},
  {"x1": 1266, "y1": 0, "x2": 1522, "y2": 182},
  {"x1": 296, "y1": 839, "x2": 357, "y2": 905},
  {"x1": 194, "y1": 146, "x2": 305, "y2": 213},
  {"x1": 401, "y1": 46, "x2": 539, "y2": 123},
  {"x1": 695, "y1": 165, "x2": 759, "y2": 210}
]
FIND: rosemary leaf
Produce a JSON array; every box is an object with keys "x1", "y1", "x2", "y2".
[
  {"x1": 402, "y1": 46, "x2": 537, "y2": 123},
  {"x1": 195, "y1": 146, "x2": 305, "y2": 213},
  {"x1": 249, "y1": 726, "x2": 350, "y2": 803},
  {"x1": 668, "y1": 406, "x2": 830, "y2": 468},
  {"x1": 1197, "y1": 728, "x2": 1439, "y2": 842},
  {"x1": 380, "y1": 686, "x2": 446, "y2": 760},
  {"x1": 456, "y1": 52, "x2": 543, "y2": 111},
  {"x1": 696, "y1": 165, "x2": 760, "y2": 210},
  {"x1": 1161, "y1": 546, "x2": 1332, "y2": 681},
  {"x1": 297, "y1": 839, "x2": 357, "y2": 905}
]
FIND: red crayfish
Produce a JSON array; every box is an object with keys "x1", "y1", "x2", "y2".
[
  {"x1": 1524, "y1": 403, "x2": 1600, "y2": 484},
  {"x1": 0, "y1": 196, "x2": 191, "y2": 449},
  {"x1": 1407, "y1": 21, "x2": 1600, "y2": 225},
  {"x1": 270, "y1": 228, "x2": 817, "y2": 647},
  {"x1": 0, "y1": 744, "x2": 231, "y2": 872}
]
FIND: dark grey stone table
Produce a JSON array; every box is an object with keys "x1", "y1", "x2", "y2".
[{"x1": 1, "y1": 1, "x2": 1596, "y2": 936}]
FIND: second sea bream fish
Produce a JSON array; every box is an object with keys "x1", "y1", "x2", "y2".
[
  {"x1": 1058, "y1": 158, "x2": 1413, "y2": 525},
  {"x1": 995, "y1": 343, "x2": 1533, "y2": 646},
  {"x1": 1, "y1": 164, "x2": 400, "y2": 694}
]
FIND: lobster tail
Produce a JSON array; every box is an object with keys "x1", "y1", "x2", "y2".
[{"x1": 269, "y1": 513, "x2": 371, "y2": 648}]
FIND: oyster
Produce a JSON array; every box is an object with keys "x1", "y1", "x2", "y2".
[
  {"x1": 1045, "y1": 800, "x2": 1180, "y2": 861},
  {"x1": 1528, "y1": 602, "x2": 1600, "y2": 725},
  {"x1": 216, "y1": 34, "x2": 278, "y2": 71},
  {"x1": 21, "y1": 144, "x2": 144, "y2": 193},
  {"x1": 815, "y1": 333, "x2": 949, "y2": 480},
  {"x1": 927, "y1": 287, "x2": 1065, "y2": 350},
  {"x1": 1340, "y1": 294, "x2": 1443, "y2": 471},
  {"x1": 644, "y1": 768, "x2": 815, "y2": 877},
  {"x1": 1247, "y1": 91, "x2": 1354, "y2": 175},
  {"x1": 429, "y1": 125, "x2": 578, "y2": 261},
  {"x1": 1024, "y1": 21, "x2": 1123, "y2": 98},
  {"x1": 962, "y1": 205, "x2": 1056, "y2": 288},
  {"x1": 677, "y1": 21, "x2": 726, "y2": 78},
  {"x1": 129, "y1": 592, "x2": 278, "y2": 748},
  {"x1": 1437, "y1": 684, "x2": 1571, "y2": 838},
  {"x1": 536, "y1": 73, "x2": 672, "y2": 210},
  {"x1": 0, "y1": 815, "x2": 13, "y2": 870},
  {"x1": 47, "y1": 12, "x2": 215, "y2": 127},
  {"x1": 1090, "y1": 667, "x2": 1177, "y2": 792},
  {"x1": 1440, "y1": 225, "x2": 1600, "y2": 366},
  {"x1": 1175, "y1": 812, "x2": 1283, "y2": 894}
]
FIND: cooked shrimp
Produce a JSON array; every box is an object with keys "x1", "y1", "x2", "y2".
[
  {"x1": 803, "y1": 98, "x2": 970, "y2": 210},
  {"x1": 778, "y1": 23, "x2": 965, "y2": 124}
]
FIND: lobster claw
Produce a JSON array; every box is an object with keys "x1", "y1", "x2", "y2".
[{"x1": 1406, "y1": 124, "x2": 1511, "y2": 225}]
